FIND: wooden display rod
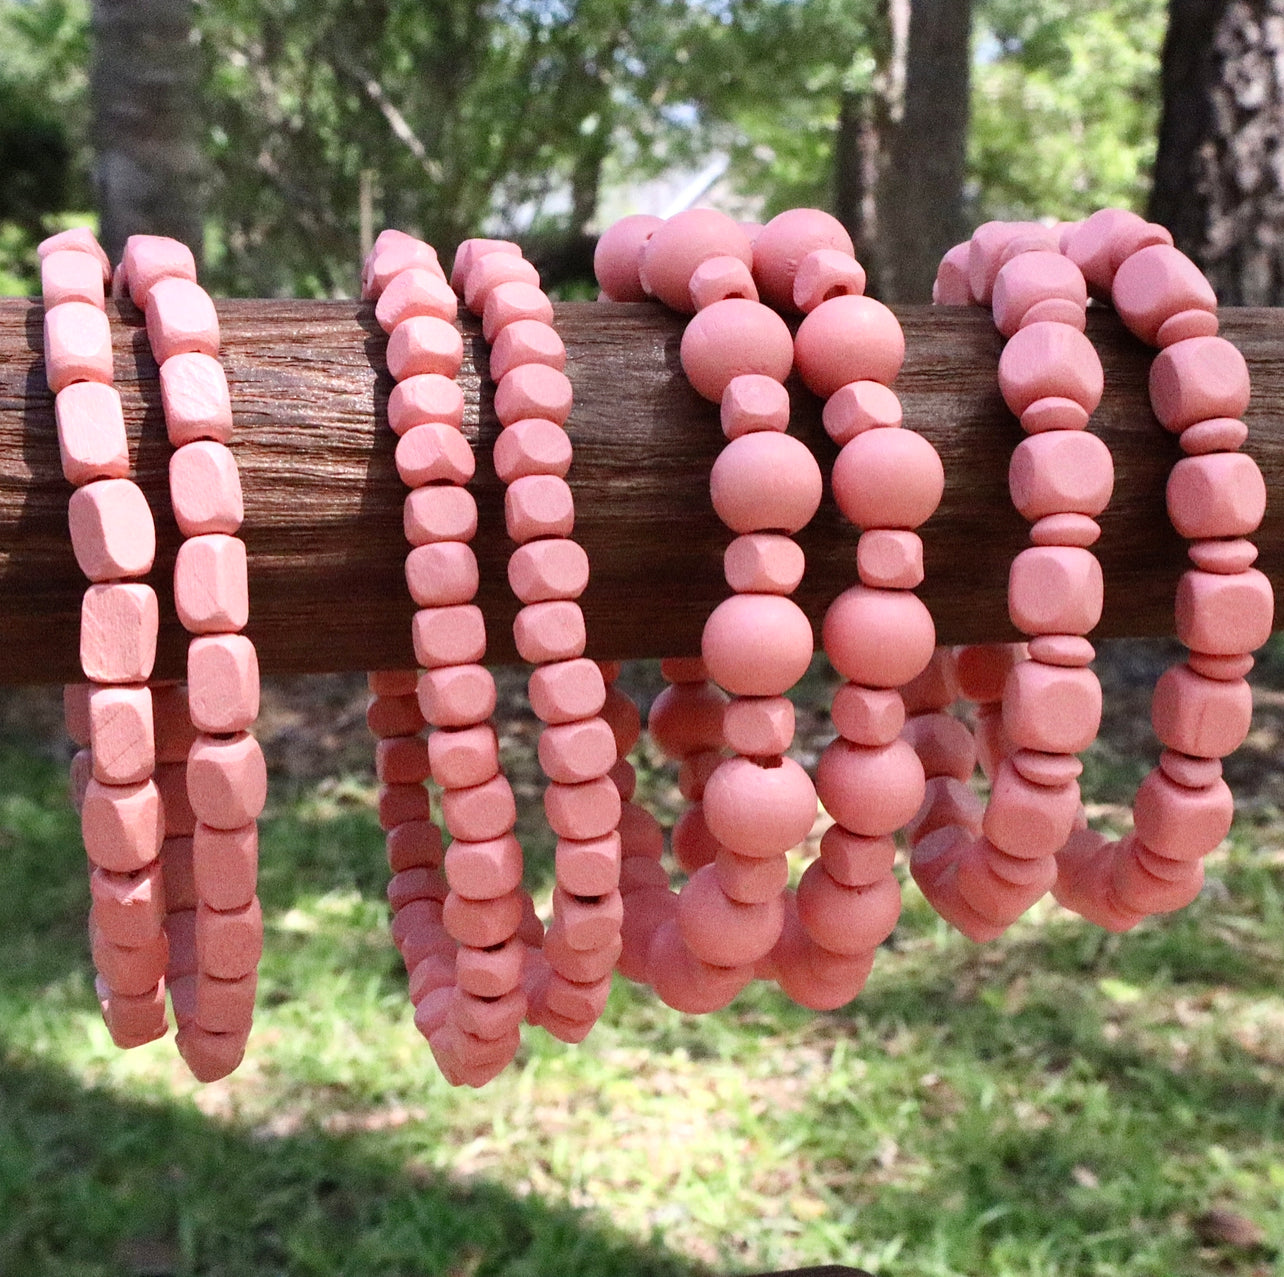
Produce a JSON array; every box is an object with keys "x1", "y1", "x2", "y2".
[{"x1": 1, "y1": 298, "x2": 1280, "y2": 684}]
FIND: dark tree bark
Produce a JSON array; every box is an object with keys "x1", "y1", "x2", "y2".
[
  {"x1": 834, "y1": 0, "x2": 972, "y2": 303},
  {"x1": 1151, "y1": 0, "x2": 1284, "y2": 304},
  {"x1": 90, "y1": 0, "x2": 205, "y2": 263}
]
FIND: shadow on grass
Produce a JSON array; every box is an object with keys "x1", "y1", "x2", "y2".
[{"x1": 0, "y1": 1048, "x2": 700, "y2": 1277}]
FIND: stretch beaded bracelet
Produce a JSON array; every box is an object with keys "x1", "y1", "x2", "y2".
[
  {"x1": 449, "y1": 238, "x2": 625, "y2": 1048},
  {"x1": 40, "y1": 227, "x2": 170, "y2": 1052},
  {"x1": 117, "y1": 235, "x2": 266, "y2": 1081}
]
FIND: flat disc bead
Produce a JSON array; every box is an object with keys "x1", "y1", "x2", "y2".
[
  {"x1": 1181, "y1": 417, "x2": 1249, "y2": 455},
  {"x1": 494, "y1": 364, "x2": 573, "y2": 427},
  {"x1": 1008, "y1": 430, "x2": 1114, "y2": 520},
  {"x1": 751, "y1": 207, "x2": 855, "y2": 313},
  {"x1": 1166, "y1": 451, "x2": 1265, "y2": 539},
  {"x1": 702, "y1": 594, "x2": 814, "y2": 696},
  {"x1": 710, "y1": 431, "x2": 822, "y2": 533},
  {"x1": 720, "y1": 374, "x2": 790, "y2": 438},
  {"x1": 388, "y1": 373, "x2": 465, "y2": 436},
  {"x1": 1175, "y1": 568, "x2": 1273, "y2": 654},
  {"x1": 678, "y1": 299, "x2": 793, "y2": 402},
  {"x1": 639, "y1": 208, "x2": 753, "y2": 313},
  {"x1": 1020, "y1": 396, "x2": 1090, "y2": 434},
  {"x1": 1111, "y1": 243, "x2": 1218, "y2": 345},
  {"x1": 815, "y1": 737, "x2": 925, "y2": 837},
  {"x1": 793, "y1": 295, "x2": 905, "y2": 398},
  {"x1": 997, "y1": 322, "x2": 1103, "y2": 417},
  {"x1": 1026, "y1": 634, "x2": 1095, "y2": 666},
  {"x1": 1149, "y1": 337, "x2": 1250, "y2": 433},
  {"x1": 1189, "y1": 538, "x2": 1258, "y2": 574},
  {"x1": 1029, "y1": 513, "x2": 1101, "y2": 547},
  {"x1": 68, "y1": 479, "x2": 157, "y2": 581},
  {"x1": 55, "y1": 382, "x2": 128, "y2": 484},
  {"x1": 594, "y1": 213, "x2": 663, "y2": 301},
  {"x1": 395, "y1": 422, "x2": 475, "y2": 487},
  {"x1": 823, "y1": 381, "x2": 902, "y2": 444},
  {"x1": 489, "y1": 318, "x2": 566, "y2": 380},
  {"x1": 831, "y1": 429, "x2": 944, "y2": 530},
  {"x1": 677, "y1": 864, "x2": 784, "y2": 966},
  {"x1": 822, "y1": 587, "x2": 935, "y2": 688}
]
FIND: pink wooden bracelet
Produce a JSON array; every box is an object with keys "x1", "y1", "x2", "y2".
[
  {"x1": 451, "y1": 237, "x2": 625, "y2": 1049},
  {"x1": 39, "y1": 227, "x2": 170, "y2": 1053},
  {"x1": 118, "y1": 234, "x2": 264, "y2": 1081}
]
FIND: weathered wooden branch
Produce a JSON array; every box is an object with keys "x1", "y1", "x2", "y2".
[{"x1": 1, "y1": 298, "x2": 1280, "y2": 684}]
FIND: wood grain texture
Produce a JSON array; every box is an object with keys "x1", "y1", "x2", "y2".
[{"x1": 1, "y1": 297, "x2": 1280, "y2": 683}]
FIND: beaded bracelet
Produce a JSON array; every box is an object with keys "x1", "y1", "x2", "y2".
[
  {"x1": 449, "y1": 238, "x2": 625, "y2": 1046},
  {"x1": 117, "y1": 235, "x2": 265, "y2": 1081},
  {"x1": 40, "y1": 227, "x2": 170, "y2": 1051}
]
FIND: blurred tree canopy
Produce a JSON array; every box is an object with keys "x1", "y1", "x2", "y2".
[{"x1": 0, "y1": 0, "x2": 1166, "y2": 297}]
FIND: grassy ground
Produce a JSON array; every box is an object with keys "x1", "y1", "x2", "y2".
[{"x1": 2, "y1": 655, "x2": 1283, "y2": 1277}]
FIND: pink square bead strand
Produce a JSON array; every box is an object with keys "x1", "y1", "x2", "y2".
[
  {"x1": 39, "y1": 227, "x2": 170, "y2": 1052},
  {"x1": 118, "y1": 235, "x2": 265, "y2": 1081},
  {"x1": 1049, "y1": 208, "x2": 1272, "y2": 929},
  {"x1": 451, "y1": 237, "x2": 627, "y2": 1047},
  {"x1": 360, "y1": 229, "x2": 543, "y2": 1089},
  {"x1": 751, "y1": 209, "x2": 942, "y2": 1008},
  {"x1": 905, "y1": 219, "x2": 1112, "y2": 940}
]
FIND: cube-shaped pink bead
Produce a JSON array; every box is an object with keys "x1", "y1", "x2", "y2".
[
  {"x1": 174, "y1": 534, "x2": 249, "y2": 634},
  {"x1": 158, "y1": 352, "x2": 234, "y2": 445},
  {"x1": 42, "y1": 248, "x2": 106, "y2": 309},
  {"x1": 169, "y1": 440, "x2": 244, "y2": 536},
  {"x1": 88, "y1": 684, "x2": 155, "y2": 785},
  {"x1": 44, "y1": 301, "x2": 114, "y2": 392},
  {"x1": 68, "y1": 478, "x2": 156, "y2": 582},
  {"x1": 121, "y1": 234, "x2": 197, "y2": 307},
  {"x1": 146, "y1": 277, "x2": 220, "y2": 363},
  {"x1": 187, "y1": 632, "x2": 260, "y2": 734},
  {"x1": 80, "y1": 582, "x2": 158, "y2": 683},
  {"x1": 55, "y1": 382, "x2": 129, "y2": 486},
  {"x1": 187, "y1": 732, "x2": 267, "y2": 830}
]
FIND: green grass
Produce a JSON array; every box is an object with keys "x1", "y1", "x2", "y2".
[{"x1": 2, "y1": 728, "x2": 1283, "y2": 1276}]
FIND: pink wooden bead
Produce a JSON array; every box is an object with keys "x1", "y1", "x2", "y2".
[
  {"x1": 64, "y1": 683, "x2": 93, "y2": 749},
  {"x1": 722, "y1": 695, "x2": 794, "y2": 757},
  {"x1": 822, "y1": 586, "x2": 935, "y2": 688},
  {"x1": 158, "y1": 352, "x2": 233, "y2": 445},
  {"x1": 404, "y1": 485, "x2": 477, "y2": 545},
  {"x1": 1019, "y1": 297, "x2": 1087, "y2": 330},
  {"x1": 38, "y1": 227, "x2": 111, "y2": 275},
  {"x1": 92, "y1": 929, "x2": 169, "y2": 997},
  {"x1": 1175, "y1": 568, "x2": 1273, "y2": 654},
  {"x1": 451, "y1": 986, "x2": 528, "y2": 1042},
  {"x1": 710, "y1": 431, "x2": 822, "y2": 534},
  {"x1": 1166, "y1": 451, "x2": 1265, "y2": 539},
  {"x1": 617, "y1": 801, "x2": 663, "y2": 858},
  {"x1": 992, "y1": 250, "x2": 1087, "y2": 338},
  {"x1": 366, "y1": 692, "x2": 424, "y2": 739},
  {"x1": 857, "y1": 528, "x2": 924, "y2": 589},
  {"x1": 196, "y1": 897, "x2": 263, "y2": 980},
  {"x1": 379, "y1": 781, "x2": 432, "y2": 832},
  {"x1": 715, "y1": 844, "x2": 789, "y2": 904},
  {"x1": 163, "y1": 899, "x2": 198, "y2": 965},
  {"x1": 954, "y1": 643, "x2": 1022, "y2": 703},
  {"x1": 527, "y1": 658, "x2": 606, "y2": 724},
  {"x1": 620, "y1": 856, "x2": 668, "y2": 893},
  {"x1": 495, "y1": 363, "x2": 573, "y2": 427},
  {"x1": 998, "y1": 322, "x2": 1103, "y2": 418},
  {"x1": 449, "y1": 237, "x2": 521, "y2": 292},
  {"x1": 594, "y1": 214, "x2": 663, "y2": 301},
  {"x1": 1189, "y1": 538, "x2": 1258, "y2": 574},
  {"x1": 1010, "y1": 748, "x2": 1082, "y2": 787},
  {"x1": 689, "y1": 254, "x2": 759, "y2": 309},
  {"x1": 678, "y1": 748, "x2": 725, "y2": 802},
  {"x1": 494, "y1": 417, "x2": 572, "y2": 481},
  {"x1": 702, "y1": 594, "x2": 814, "y2": 697},
  {"x1": 504, "y1": 474, "x2": 574, "y2": 543},
  {"x1": 543, "y1": 937, "x2": 621, "y2": 989},
  {"x1": 368, "y1": 235, "x2": 444, "y2": 297},
  {"x1": 702, "y1": 755, "x2": 816, "y2": 857},
  {"x1": 793, "y1": 248, "x2": 867, "y2": 313},
  {"x1": 720, "y1": 374, "x2": 790, "y2": 439},
  {"x1": 831, "y1": 427, "x2": 944, "y2": 530},
  {"x1": 374, "y1": 268, "x2": 457, "y2": 334},
  {"x1": 100, "y1": 981, "x2": 168, "y2": 1048},
  {"x1": 82, "y1": 776, "x2": 164, "y2": 871},
  {"x1": 1029, "y1": 513, "x2": 1101, "y2": 547},
  {"x1": 832, "y1": 683, "x2": 905, "y2": 746},
  {"x1": 174, "y1": 534, "x2": 249, "y2": 634},
  {"x1": 146, "y1": 278, "x2": 219, "y2": 362},
  {"x1": 981, "y1": 760, "x2": 1079, "y2": 858},
  {"x1": 411, "y1": 604, "x2": 486, "y2": 669},
  {"x1": 646, "y1": 681, "x2": 726, "y2": 758},
  {"x1": 42, "y1": 248, "x2": 106, "y2": 309},
  {"x1": 91, "y1": 861, "x2": 166, "y2": 947},
  {"x1": 751, "y1": 208, "x2": 855, "y2": 313},
  {"x1": 901, "y1": 711, "x2": 976, "y2": 781},
  {"x1": 816, "y1": 736, "x2": 924, "y2": 837},
  {"x1": 1064, "y1": 208, "x2": 1170, "y2": 294},
  {"x1": 80, "y1": 582, "x2": 158, "y2": 683},
  {"x1": 1159, "y1": 749, "x2": 1224, "y2": 790},
  {"x1": 723, "y1": 533, "x2": 806, "y2": 594},
  {"x1": 1019, "y1": 396, "x2": 1090, "y2": 434},
  {"x1": 617, "y1": 885, "x2": 676, "y2": 982},
  {"x1": 175, "y1": 1022, "x2": 249, "y2": 1082},
  {"x1": 69, "y1": 479, "x2": 156, "y2": 581},
  {"x1": 639, "y1": 208, "x2": 753, "y2": 313},
  {"x1": 819, "y1": 827, "x2": 898, "y2": 890},
  {"x1": 514, "y1": 600, "x2": 586, "y2": 663},
  {"x1": 1151, "y1": 663, "x2": 1252, "y2": 758},
  {"x1": 388, "y1": 865, "x2": 448, "y2": 912},
  {"x1": 1133, "y1": 770, "x2": 1234, "y2": 861},
  {"x1": 1008, "y1": 545, "x2": 1103, "y2": 635},
  {"x1": 395, "y1": 422, "x2": 474, "y2": 488},
  {"x1": 427, "y1": 724, "x2": 497, "y2": 790},
  {"x1": 187, "y1": 732, "x2": 267, "y2": 831},
  {"x1": 902, "y1": 651, "x2": 956, "y2": 714},
  {"x1": 822, "y1": 381, "x2": 903, "y2": 444},
  {"x1": 1008, "y1": 430, "x2": 1113, "y2": 521},
  {"x1": 386, "y1": 315, "x2": 463, "y2": 381},
  {"x1": 538, "y1": 717, "x2": 617, "y2": 784},
  {"x1": 463, "y1": 252, "x2": 539, "y2": 314},
  {"x1": 55, "y1": 382, "x2": 128, "y2": 485},
  {"x1": 187, "y1": 633, "x2": 259, "y2": 734},
  {"x1": 1189, "y1": 649, "x2": 1255, "y2": 681},
  {"x1": 1026, "y1": 634, "x2": 1095, "y2": 666},
  {"x1": 444, "y1": 832, "x2": 522, "y2": 899},
  {"x1": 552, "y1": 885, "x2": 624, "y2": 950},
  {"x1": 386, "y1": 820, "x2": 444, "y2": 873},
  {"x1": 44, "y1": 301, "x2": 113, "y2": 392},
  {"x1": 1111, "y1": 842, "x2": 1203, "y2": 915},
  {"x1": 507, "y1": 538, "x2": 589, "y2": 603},
  {"x1": 797, "y1": 861, "x2": 900, "y2": 955},
  {"x1": 933, "y1": 241, "x2": 973, "y2": 305},
  {"x1": 955, "y1": 842, "x2": 1056, "y2": 925},
  {"x1": 195, "y1": 970, "x2": 257, "y2": 1033},
  {"x1": 678, "y1": 298, "x2": 793, "y2": 403},
  {"x1": 88, "y1": 685, "x2": 154, "y2": 786},
  {"x1": 121, "y1": 234, "x2": 197, "y2": 307},
  {"x1": 441, "y1": 774, "x2": 517, "y2": 842},
  {"x1": 490, "y1": 318, "x2": 566, "y2": 382},
  {"x1": 387, "y1": 372, "x2": 465, "y2": 436},
  {"x1": 905, "y1": 773, "x2": 984, "y2": 845},
  {"x1": 456, "y1": 935, "x2": 525, "y2": 999},
  {"x1": 393, "y1": 897, "x2": 448, "y2": 956},
  {"x1": 968, "y1": 221, "x2": 1055, "y2": 304},
  {"x1": 1158, "y1": 309, "x2": 1220, "y2": 346},
  {"x1": 405, "y1": 541, "x2": 478, "y2": 608},
  {"x1": 155, "y1": 762, "x2": 196, "y2": 836},
  {"x1": 556, "y1": 832, "x2": 622, "y2": 897},
  {"x1": 793, "y1": 295, "x2": 905, "y2": 398},
  {"x1": 193, "y1": 822, "x2": 258, "y2": 911},
  {"x1": 1002, "y1": 659, "x2": 1101, "y2": 754},
  {"x1": 677, "y1": 864, "x2": 783, "y2": 966},
  {"x1": 1112, "y1": 243, "x2": 1218, "y2": 345},
  {"x1": 169, "y1": 440, "x2": 244, "y2": 537},
  {"x1": 1149, "y1": 337, "x2": 1250, "y2": 433},
  {"x1": 544, "y1": 776, "x2": 621, "y2": 840},
  {"x1": 482, "y1": 281, "x2": 553, "y2": 342}
]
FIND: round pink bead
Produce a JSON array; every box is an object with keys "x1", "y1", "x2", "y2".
[
  {"x1": 751, "y1": 208, "x2": 855, "y2": 313},
  {"x1": 816, "y1": 737, "x2": 925, "y2": 837},
  {"x1": 678, "y1": 298, "x2": 793, "y2": 402},
  {"x1": 702, "y1": 755, "x2": 817, "y2": 858},
  {"x1": 831, "y1": 428, "x2": 944, "y2": 530},
  {"x1": 647, "y1": 681, "x2": 727, "y2": 758},
  {"x1": 1149, "y1": 337, "x2": 1250, "y2": 433},
  {"x1": 677, "y1": 864, "x2": 783, "y2": 966},
  {"x1": 997, "y1": 322, "x2": 1103, "y2": 418},
  {"x1": 442, "y1": 889, "x2": 523, "y2": 949},
  {"x1": 639, "y1": 208, "x2": 753, "y2": 313},
  {"x1": 702, "y1": 594, "x2": 814, "y2": 697},
  {"x1": 822, "y1": 586, "x2": 935, "y2": 688},
  {"x1": 449, "y1": 237, "x2": 520, "y2": 293},
  {"x1": 796, "y1": 861, "x2": 900, "y2": 955},
  {"x1": 710, "y1": 431, "x2": 822, "y2": 534},
  {"x1": 793, "y1": 295, "x2": 905, "y2": 398},
  {"x1": 594, "y1": 214, "x2": 663, "y2": 301}
]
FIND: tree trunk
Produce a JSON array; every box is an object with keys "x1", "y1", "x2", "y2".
[
  {"x1": 90, "y1": 0, "x2": 205, "y2": 263},
  {"x1": 835, "y1": 0, "x2": 972, "y2": 303},
  {"x1": 1150, "y1": 0, "x2": 1284, "y2": 304}
]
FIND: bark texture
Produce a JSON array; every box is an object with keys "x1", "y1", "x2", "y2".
[
  {"x1": 90, "y1": 0, "x2": 205, "y2": 263},
  {"x1": 835, "y1": 0, "x2": 972, "y2": 302},
  {"x1": 1151, "y1": 0, "x2": 1284, "y2": 304}
]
